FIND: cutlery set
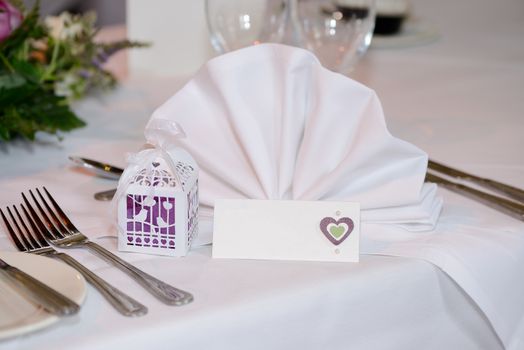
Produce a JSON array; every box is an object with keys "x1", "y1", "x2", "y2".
[
  {"x1": 0, "y1": 187, "x2": 193, "y2": 318},
  {"x1": 74, "y1": 156, "x2": 524, "y2": 222}
]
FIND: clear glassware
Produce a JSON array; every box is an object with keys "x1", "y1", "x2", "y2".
[
  {"x1": 205, "y1": 0, "x2": 290, "y2": 54},
  {"x1": 295, "y1": 0, "x2": 376, "y2": 74}
]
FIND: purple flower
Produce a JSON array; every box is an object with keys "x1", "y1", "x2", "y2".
[{"x1": 0, "y1": 0, "x2": 22, "y2": 42}]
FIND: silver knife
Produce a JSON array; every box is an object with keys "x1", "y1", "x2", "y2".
[
  {"x1": 0, "y1": 258, "x2": 80, "y2": 316},
  {"x1": 428, "y1": 160, "x2": 524, "y2": 203},
  {"x1": 426, "y1": 172, "x2": 524, "y2": 221},
  {"x1": 69, "y1": 157, "x2": 122, "y2": 201},
  {"x1": 69, "y1": 156, "x2": 124, "y2": 180},
  {"x1": 94, "y1": 188, "x2": 117, "y2": 201}
]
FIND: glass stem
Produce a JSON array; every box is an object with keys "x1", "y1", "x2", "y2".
[{"x1": 284, "y1": 0, "x2": 305, "y2": 47}]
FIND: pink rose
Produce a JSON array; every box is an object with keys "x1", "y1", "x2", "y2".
[{"x1": 0, "y1": 0, "x2": 22, "y2": 42}]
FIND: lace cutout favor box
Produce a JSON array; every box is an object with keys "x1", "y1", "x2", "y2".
[{"x1": 117, "y1": 151, "x2": 199, "y2": 257}]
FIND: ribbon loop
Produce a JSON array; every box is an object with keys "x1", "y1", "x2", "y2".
[{"x1": 145, "y1": 118, "x2": 186, "y2": 149}]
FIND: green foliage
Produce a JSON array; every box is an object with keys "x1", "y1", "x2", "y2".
[
  {"x1": 0, "y1": 4, "x2": 44, "y2": 57},
  {"x1": 0, "y1": 71, "x2": 85, "y2": 140},
  {"x1": 0, "y1": 3, "x2": 148, "y2": 142}
]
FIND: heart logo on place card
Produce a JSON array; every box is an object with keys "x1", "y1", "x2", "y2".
[
  {"x1": 152, "y1": 162, "x2": 160, "y2": 167},
  {"x1": 319, "y1": 217, "x2": 354, "y2": 246}
]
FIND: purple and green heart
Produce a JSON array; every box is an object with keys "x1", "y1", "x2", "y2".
[{"x1": 319, "y1": 216, "x2": 354, "y2": 246}]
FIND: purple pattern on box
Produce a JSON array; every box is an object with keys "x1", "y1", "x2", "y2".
[
  {"x1": 126, "y1": 194, "x2": 176, "y2": 249},
  {"x1": 130, "y1": 165, "x2": 177, "y2": 188},
  {"x1": 186, "y1": 180, "x2": 199, "y2": 246}
]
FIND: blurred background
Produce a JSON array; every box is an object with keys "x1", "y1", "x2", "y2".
[
  {"x1": 25, "y1": 0, "x2": 126, "y2": 26},
  {"x1": 23, "y1": 0, "x2": 214, "y2": 77}
]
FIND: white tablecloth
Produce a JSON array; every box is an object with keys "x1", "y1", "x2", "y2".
[{"x1": 1, "y1": 0, "x2": 523, "y2": 348}]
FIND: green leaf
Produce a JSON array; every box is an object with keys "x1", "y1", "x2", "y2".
[
  {"x1": 0, "y1": 72, "x2": 38, "y2": 105},
  {"x1": 0, "y1": 84, "x2": 85, "y2": 141},
  {"x1": 11, "y1": 59, "x2": 42, "y2": 83},
  {"x1": 0, "y1": 72, "x2": 25, "y2": 88}
]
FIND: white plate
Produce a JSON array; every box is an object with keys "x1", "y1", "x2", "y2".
[{"x1": 0, "y1": 251, "x2": 86, "y2": 340}]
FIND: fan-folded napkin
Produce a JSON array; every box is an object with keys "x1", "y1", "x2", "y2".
[{"x1": 145, "y1": 43, "x2": 442, "y2": 234}]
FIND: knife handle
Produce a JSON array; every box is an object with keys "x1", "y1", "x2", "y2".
[
  {"x1": 428, "y1": 159, "x2": 524, "y2": 203},
  {"x1": 0, "y1": 265, "x2": 80, "y2": 316},
  {"x1": 474, "y1": 178, "x2": 524, "y2": 203},
  {"x1": 69, "y1": 156, "x2": 123, "y2": 180},
  {"x1": 426, "y1": 173, "x2": 524, "y2": 222}
]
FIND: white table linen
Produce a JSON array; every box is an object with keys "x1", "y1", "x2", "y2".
[
  {"x1": 0, "y1": 75, "x2": 517, "y2": 350},
  {"x1": 1, "y1": 0, "x2": 523, "y2": 348}
]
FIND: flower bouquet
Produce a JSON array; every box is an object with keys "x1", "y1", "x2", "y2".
[{"x1": 0, "y1": 1, "x2": 147, "y2": 141}]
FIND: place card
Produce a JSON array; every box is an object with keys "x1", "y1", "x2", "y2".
[{"x1": 213, "y1": 199, "x2": 360, "y2": 262}]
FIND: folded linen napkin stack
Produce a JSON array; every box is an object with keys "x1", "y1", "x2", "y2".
[{"x1": 145, "y1": 43, "x2": 442, "y2": 234}]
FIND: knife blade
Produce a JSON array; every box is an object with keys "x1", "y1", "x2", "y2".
[
  {"x1": 69, "y1": 156, "x2": 124, "y2": 180},
  {"x1": 0, "y1": 258, "x2": 80, "y2": 316},
  {"x1": 428, "y1": 160, "x2": 524, "y2": 203},
  {"x1": 94, "y1": 188, "x2": 117, "y2": 201}
]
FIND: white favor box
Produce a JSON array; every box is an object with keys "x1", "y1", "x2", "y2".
[{"x1": 117, "y1": 148, "x2": 198, "y2": 257}]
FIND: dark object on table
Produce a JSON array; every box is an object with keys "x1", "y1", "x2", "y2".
[
  {"x1": 333, "y1": 5, "x2": 369, "y2": 20},
  {"x1": 334, "y1": 0, "x2": 408, "y2": 35},
  {"x1": 374, "y1": 13, "x2": 406, "y2": 35}
]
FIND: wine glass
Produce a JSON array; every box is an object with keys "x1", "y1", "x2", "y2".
[
  {"x1": 295, "y1": 0, "x2": 376, "y2": 74},
  {"x1": 205, "y1": 0, "x2": 290, "y2": 54}
]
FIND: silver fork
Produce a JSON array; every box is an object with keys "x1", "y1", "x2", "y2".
[
  {"x1": 0, "y1": 204, "x2": 148, "y2": 317},
  {"x1": 28, "y1": 188, "x2": 193, "y2": 306}
]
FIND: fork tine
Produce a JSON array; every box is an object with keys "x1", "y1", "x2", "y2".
[
  {"x1": 32, "y1": 189, "x2": 67, "y2": 238},
  {"x1": 42, "y1": 187, "x2": 78, "y2": 232},
  {"x1": 19, "y1": 204, "x2": 51, "y2": 249},
  {"x1": 0, "y1": 208, "x2": 28, "y2": 252},
  {"x1": 11, "y1": 205, "x2": 41, "y2": 250},
  {"x1": 21, "y1": 194, "x2": 59, "y2": 243},
  {"x1": 24, "y1": 191, "x2": 62, "y2": 239}
]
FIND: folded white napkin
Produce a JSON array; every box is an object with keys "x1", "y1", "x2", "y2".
[{"x1": 145, "y1": 43, "x2": 442, "y2": 232}]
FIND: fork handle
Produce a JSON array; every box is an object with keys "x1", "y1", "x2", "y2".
[
  {"x1": 85, "y1": 241, "x2": 193, "y2": 305},
  {"x1": 55, "y1": 253, "x2": 148, "y2": 317}
]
